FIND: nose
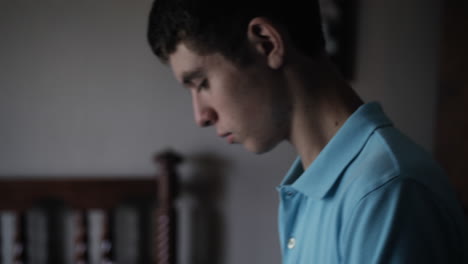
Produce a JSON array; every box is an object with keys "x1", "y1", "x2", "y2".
[{"x1": 192, "y1": 93, "x2": 217, "y2": 127}]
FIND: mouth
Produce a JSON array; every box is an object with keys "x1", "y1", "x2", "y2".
[{"x1": 219, "y1": 132, "x2": 235, "y2": 144}]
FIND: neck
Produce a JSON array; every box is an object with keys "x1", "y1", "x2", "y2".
[{"x1": 285, "y1": 56, "x2": 363, "y2": 169}]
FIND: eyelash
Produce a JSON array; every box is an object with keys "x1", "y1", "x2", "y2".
[{"x1": 197, "y1": 80, "x2": 208, "y2": 91}]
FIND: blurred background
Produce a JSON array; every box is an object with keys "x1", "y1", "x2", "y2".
[{"x1": 0, "y1": 0, "x2": 465, "y2": 263}]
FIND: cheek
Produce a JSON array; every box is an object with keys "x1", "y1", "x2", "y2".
[
  {"x1": 211, "y1": 67, "x2": 281, "y2": 127},
  {"x1": 220, "y1": 93, "x2": 264, "y2": 125}
]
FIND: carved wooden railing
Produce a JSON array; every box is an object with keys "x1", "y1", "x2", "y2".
[{"x1": 0, "y1": 151, "x2": 181, "y2": 264}]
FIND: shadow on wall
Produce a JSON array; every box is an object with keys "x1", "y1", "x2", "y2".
[{"x1": 181, "y1": 152, "x2": 229, "y2": 264}]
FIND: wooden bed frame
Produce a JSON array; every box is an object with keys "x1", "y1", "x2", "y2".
[{"x1": 0, "y1": 151, "x2": 182, "y2": 264}]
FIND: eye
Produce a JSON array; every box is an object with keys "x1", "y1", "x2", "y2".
[{"x1": 197, "y1": 79, "x2": 208, "y2": 92}]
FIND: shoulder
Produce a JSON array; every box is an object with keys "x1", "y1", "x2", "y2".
[
  {"x1": 337, "y1": 125, "x2": 465, "y2": 229},
  {"x1": 340, "y1": 125, "x2": 450, "y2": 203},
  {"x1": 336, "y1": 126, "x2": 467, "y2": 261}
]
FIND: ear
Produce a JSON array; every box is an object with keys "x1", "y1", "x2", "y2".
[{"x1": 247, "y1": 17, "x2": 285, "y2": 69}]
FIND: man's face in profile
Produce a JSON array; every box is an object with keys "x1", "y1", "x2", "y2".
[{"x1": 168, "y1": 42, "x2": 290, "y2": 154}]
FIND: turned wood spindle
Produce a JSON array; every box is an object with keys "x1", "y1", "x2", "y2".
[
  {"x1": 13, "y1": 213, "x2": 26, "y2": 264},
  {"x1": 100, "y1": 211, "x2": 114, "y2": 264},
  {"x1": 153, "y1": 151, "x2": 182, "y2": 264},
  {"x1": 74, "y1": 210, "x2": 89, "y2": 264}
]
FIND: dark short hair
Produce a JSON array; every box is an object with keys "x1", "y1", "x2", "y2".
[{"x1": 147, "y1": 0, "x2": 325, "y2": 65}]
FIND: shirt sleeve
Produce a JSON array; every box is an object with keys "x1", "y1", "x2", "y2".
[{"x1": 340, "y1": 177, "x2": 464, "y2": 264}]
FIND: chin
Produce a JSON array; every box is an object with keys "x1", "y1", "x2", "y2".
[{"x1": 244, "y1": 139, "x2": 279, "y2": 154}]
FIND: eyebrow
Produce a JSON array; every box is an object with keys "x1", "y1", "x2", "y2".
[{"x1": 181, "y1": 68, "x2": 205, "y2": 86}]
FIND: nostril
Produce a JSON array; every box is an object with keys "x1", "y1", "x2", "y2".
[{"x1": 202, "y1": 120, "x2": 212, "y2": 127}]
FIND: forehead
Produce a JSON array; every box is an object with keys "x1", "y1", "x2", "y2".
[{"x1": 168, "y1": 42, "x2": 237, "y2": 84}]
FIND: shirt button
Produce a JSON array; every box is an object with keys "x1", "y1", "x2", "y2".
[
  {"x1": 285, "y1": 190, "x2": 296, "y2": 198},
  {"x1": 287, "y1": 237, "x2": 296, "y2": 249}
]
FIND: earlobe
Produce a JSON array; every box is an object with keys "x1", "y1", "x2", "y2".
[{"x1": 247, "y1": 17, "x2": 285, "y2": 69}]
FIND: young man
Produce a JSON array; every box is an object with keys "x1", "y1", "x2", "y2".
[{"x1": 147, "y1": 0, "x2": 468, "y2": 263}]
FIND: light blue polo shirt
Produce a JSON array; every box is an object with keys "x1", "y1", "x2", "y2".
[{"x1": 277, "y1": 102, "x2": 467, "y2": 263}]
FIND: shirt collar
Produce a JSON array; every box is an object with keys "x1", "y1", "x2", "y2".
[{"x1": 278, "y1": 102, "x2": 393, "y2": 200}]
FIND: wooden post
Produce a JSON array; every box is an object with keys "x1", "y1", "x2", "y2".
[
  {"x1": 153, "y1": 151, "x2": 182, "y2": 264},
  {"x1": 435, "y1": 0, "x2": 468, "y2": 220}
]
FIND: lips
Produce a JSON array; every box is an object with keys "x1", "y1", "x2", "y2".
[
  {"x1": 219, "y1": 132, "x2": 235, "y2": 144},
  {"x1": 226, "y1": 133, "x2": 235, "y2": 144},
  {"x1": 218, "y1": 132, "x2": 231, "y2": 138}
]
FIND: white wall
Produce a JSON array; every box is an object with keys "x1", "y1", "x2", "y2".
[
  {"x1": 0, "y1": 0, "x2": 440, "y2": 264},
  {"x1": 353, "y1": 0, "x2": 441, "y2": 152}
]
